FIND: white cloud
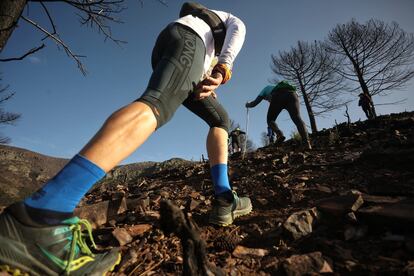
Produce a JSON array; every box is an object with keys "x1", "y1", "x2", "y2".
[{"x1": 28, "y1": 56, "x2": 41, "y2": 64}]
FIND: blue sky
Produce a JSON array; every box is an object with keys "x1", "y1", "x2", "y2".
[{"x1": 1, "y1": 0, "x2": 414, "y2": 163}]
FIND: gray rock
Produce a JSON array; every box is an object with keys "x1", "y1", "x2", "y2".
[
  {"x1": 282, "y1": 251, "x2": 333, "y2": 276},
  {"x1": 283, "y1": 207, "x2": 320, "y2": 240}
]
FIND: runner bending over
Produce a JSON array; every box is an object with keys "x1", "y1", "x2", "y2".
[{"x1": 246, "y1": 81, "x2": 311, "y2": 150}]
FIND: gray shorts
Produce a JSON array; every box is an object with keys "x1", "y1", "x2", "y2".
[{"x1": 137, "y1": 23, "x2": 229, "y2": 132}]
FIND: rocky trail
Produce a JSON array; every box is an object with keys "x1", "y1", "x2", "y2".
[
  {"x1": 1, "y1": 112, "x2": 414, "y2": 275},
  {"x1": 76, "y1": 112, "x2": 414, "y2": 275}
]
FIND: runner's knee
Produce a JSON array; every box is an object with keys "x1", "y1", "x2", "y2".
[
  {"x1": 210, "y1": 110, "x2": 230, "y2": 133},
  {"x1": 136, "y1": 96, "x2": 174, "y2": 129}
]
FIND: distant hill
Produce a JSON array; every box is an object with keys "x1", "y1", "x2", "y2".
[
  {"x1": 0, "y1": 144, "x2": 194, "y2": 206},
  {"x1": 0, "y1": 145, "x2": 68, "y2": 205}
]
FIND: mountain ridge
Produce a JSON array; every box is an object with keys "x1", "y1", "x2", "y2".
[{"x1": 0, "y1": 144, "x2": 194, "y2": 206}]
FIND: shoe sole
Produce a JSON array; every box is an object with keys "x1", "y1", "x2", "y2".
[
  {"x1": 0, "y1": 236, "x2": 122, "y2": 276},
  {"x1": 209, "y1": 202, "x2": 253, "y2": 227},
  {"x1": 0, "y1": 264, "x2": 29, "y2": 276},
  {"x1": 275, "y1": 137, "x2": 286, "y2": 145},
  {"x1": 0, "y1": 236, "x2": 55, "y2": 276},
  {"x1": 108, "y1": 253, "x2": 122, "y2": 275}
]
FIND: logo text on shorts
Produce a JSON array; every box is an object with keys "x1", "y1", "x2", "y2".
[{"x1": 180, "y1": 31, "x2": 196, "y2": 67}]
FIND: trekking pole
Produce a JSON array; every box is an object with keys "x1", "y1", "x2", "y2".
[{"x1": 242, "y1": 107, "x2": 249, "y2": 159}]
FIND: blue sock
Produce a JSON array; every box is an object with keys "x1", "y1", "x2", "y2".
[
  {"x1": 210, "y1": 164, "x2": 231, "y2": 195},
  {"x1": 24, "y1": 154, "x2": 105, "y2": 214}
]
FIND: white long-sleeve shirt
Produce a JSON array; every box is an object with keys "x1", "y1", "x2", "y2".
[{"x1": 175, "y1": 10, "x2": 246, "y2": 76}]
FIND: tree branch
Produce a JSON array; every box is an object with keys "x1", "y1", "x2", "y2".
[
  {"x1": 39, "y1": 1, "x2": 58, "y2": 40},
  {"x1": 0, "y1": 44, "x2": 45, "y2": 62},
  {"x1": 374, "y1": 98, "x2": 407, "y2": 106},
  {"x1": 21, "y1": 16, "x2": 87, "y2": 75}
]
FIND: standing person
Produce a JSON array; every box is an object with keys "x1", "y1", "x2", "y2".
[
  {"x1": 0, "y1": 2, "x2": 252, "y2": 275},
  {"x1": 229, "y1": 127, "x2": 246, "y2": 153},
  {"x1": 246, "y1": 81, "x2": 311, "y2": 150},
  {"x1": 358, "y1": 93, "x2": 375, "y2": 119}
]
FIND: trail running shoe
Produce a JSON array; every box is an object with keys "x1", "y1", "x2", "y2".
[
  {"x1": 275, "y1": 135, "x2": 286, "y2": 144},
  {"x1": 0, "y1": 203, "x2": 121, "y2": 276},
  {"x1": 300, "y1": 139, "x2": 312, "y2": 151},
  {"x1": 209, "y1": 191, "x2": 252, "y2": 226},
  {"x1": 305, "y1": 140, "x2": 312, "y2": 150}
]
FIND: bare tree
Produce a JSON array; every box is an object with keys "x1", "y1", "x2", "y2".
[
  {"x1": 271, "y1": 40, "x2": 348, "y2": 133},
  {"x1": 242, "y1": 136, "x2": 255, "y2": 152},
  {"x1": 0, "y1": 80, "x2": 21, "y2": 144},
  {"x1": 260, "y1": 131, "x2": 270, "y2": 147},
  {"x1": 325, "y1": 19, "x2": 414, "y2": 116},
  {"x1": 344, "y1": 104, "x2": 351, "y2": 125},
  {"x1": 0, "y1": 0, "x2": 167, "y2": 74},
  {"x1": 0, "y1": 0, "x2": 27, "y2": 51}
]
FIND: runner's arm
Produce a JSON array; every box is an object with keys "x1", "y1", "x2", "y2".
[
  {"x1": 213, "y1": 11, "x2": 246, "y2": 69},
  {"x1": 246, "y1": 96, "x2": 264, "y2": 108}
]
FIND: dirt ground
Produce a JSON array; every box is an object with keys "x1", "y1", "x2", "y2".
[
  {"x1": 72, "y1": 112, "x2": 414, "y2": 275},
  {"x1": 1, "y1": 112, "x2": 413, "y2": 275}
]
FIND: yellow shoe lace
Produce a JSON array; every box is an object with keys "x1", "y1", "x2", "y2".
[{"x1": 65, "y1": 218, "x2": 96, "y2": 274}]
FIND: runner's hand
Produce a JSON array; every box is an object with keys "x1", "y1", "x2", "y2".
[{"x1": 193, "y1": 72, "x2": 223, "y2": 100}]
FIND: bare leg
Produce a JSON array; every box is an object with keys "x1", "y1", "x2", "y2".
[
  {"x1": 80, "y1": 101, "x2": 157, "y2": 172},
  {"x1": 206, "y1": 127, "x2": 252, "y2": 225},
  {"x1": 206, "y1": 127, "x2": 228, "y2": 166}
]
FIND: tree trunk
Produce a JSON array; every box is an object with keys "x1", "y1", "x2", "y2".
[
  {"x1": 0, "y1": 0, "x2": 27, "y2": 52},
  {"x1": 302, "y1": 93, "x2": 318, "y2": 133},
  {"x1": 347, "y1": 53, "x2": 378, "y2": 118},
  {"x1": 356, "y1": 72, "x2": 377, "y2": 117},
  {"x1": 297, "y1": 80, "x2": 318, "y2": 133},
  {"x1": 370, "y1": 102, "x2": 377, "y2": 118}
]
